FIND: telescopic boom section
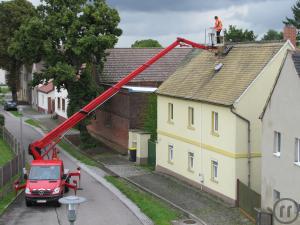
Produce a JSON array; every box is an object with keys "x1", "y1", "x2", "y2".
[{"x1": 30, "y1": 37, "x2": 212, "y2": 160}]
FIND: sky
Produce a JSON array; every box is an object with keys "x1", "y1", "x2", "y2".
[{"x1": 29, "y1": 0, "x2": 295, "y2": 47}]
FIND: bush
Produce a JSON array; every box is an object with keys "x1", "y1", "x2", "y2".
[{"x1": 0, "y1": 114, "x2": 4, "y2": 126}]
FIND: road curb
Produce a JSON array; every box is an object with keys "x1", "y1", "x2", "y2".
[{"x1": 60, "y1": 148, "x2": 154, "y2": 225}]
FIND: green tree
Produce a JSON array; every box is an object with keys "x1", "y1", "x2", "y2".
[
  {"x1": 224, "y1": 25, "x2": 257, "y2": 42},
  {"x1": 131, "y1": 39, "x2": 162, "y2": 48},
  {"x1": 0, "y1": 0, "x2": 36, "y2": 101},
  {"x1": 261, "y1": 29, "x2": 283, "y2": 41},
  {"x1": 9, "y1": 0, "x2": 122, "y2": 146},
  {"x1": 143, "y1": 94, "x2": 157, "y2": 141},
  {"x1": 284, "y1": 0, "x2": 300, "y2": 28}
]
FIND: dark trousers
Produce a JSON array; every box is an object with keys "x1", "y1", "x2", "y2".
[{"x1": 216, "y1": 30, "x2": 221, "y2": 44}]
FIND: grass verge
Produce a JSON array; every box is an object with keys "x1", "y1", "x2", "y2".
[
  {"x1": 0, "y1": 174, "x2": 22, "y2": 216},
  {"x1": 105, "y1": 176, "x2": 182, "y2": 225},
  {"x1": 9, "y1": 111, "x2": 22, "y2": 118},
  {"x1": 0, "y1": 138, "x2": 14, "y2": 167},
  {"x1": 58, "y1": 139, "x2": 97, "y2": 166},
  {"x1": 25, "y1": 119, "x2": 42, "y2": 128}
]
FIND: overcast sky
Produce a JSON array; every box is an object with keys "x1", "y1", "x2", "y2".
[{"x1": 29, "y1": 0, "x2": 295, "y2": 47}]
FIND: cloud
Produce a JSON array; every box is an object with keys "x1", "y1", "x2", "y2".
[{"x1": 107, "y1": 0, "x2": 284, "y2": 12}]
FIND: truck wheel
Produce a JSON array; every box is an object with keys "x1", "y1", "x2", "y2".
[
  {"x1": 55, "y1": 200, "x2": 61, "y2": 207},
  {"x1": 25, "y1": 200, "x2": 32, "y2": 207}
]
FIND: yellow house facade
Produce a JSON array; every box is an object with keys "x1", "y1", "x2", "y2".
[{"x1": 156, "y1": 41, "x2": 293, "y2": 204}]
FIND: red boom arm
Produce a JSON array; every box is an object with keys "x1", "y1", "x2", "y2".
[{"x1": 29, "y1": 37, "x2": 212, "y2": 160}]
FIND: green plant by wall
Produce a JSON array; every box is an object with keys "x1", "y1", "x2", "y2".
[{"x1": 143, "y1": 94, "x2": 157, "y2": 141}]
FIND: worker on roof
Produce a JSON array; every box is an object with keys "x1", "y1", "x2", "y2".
[{"x1": 214, "y1": 16, "x2": 223, "y2": 44}]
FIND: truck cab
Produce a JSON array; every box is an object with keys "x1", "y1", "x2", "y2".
[{"x1": 24, "y1": 160, "x2": 69, "y2": 207}]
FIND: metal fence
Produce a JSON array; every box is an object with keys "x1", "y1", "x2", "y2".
[{"x1": 0, "y1": 126, "x2": 25, "y2": 200}]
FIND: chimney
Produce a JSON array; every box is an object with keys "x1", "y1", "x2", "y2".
[{"x1": 284, "y1": 25, "x2": 297, "y2": 47}]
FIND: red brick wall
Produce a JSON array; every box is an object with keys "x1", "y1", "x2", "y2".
[
  {"x1": 87, "y1": 90, "x2": 151, "y2": 154},
  {"x1": 284, "y1": 25, "x2": 297, "y2": 47}
]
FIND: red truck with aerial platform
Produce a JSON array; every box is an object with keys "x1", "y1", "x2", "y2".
[{"x1": 14, "y1": 38, "x2": 213, "y2": 207}]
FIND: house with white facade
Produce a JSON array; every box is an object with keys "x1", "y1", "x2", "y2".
[
  {"x1": 155, "y1": 41, "x2": 293, "y2": 205},
  {"x1": 260, "y1": 50, "x2": 300, "y2": 225},
  {"x1": 0, "y1": 69, "x2": 6, "y2": 85}
]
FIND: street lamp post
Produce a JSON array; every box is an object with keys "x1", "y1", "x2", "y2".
[{"x1": 59, "y1": 195, "x2": 87, "y2": 225}]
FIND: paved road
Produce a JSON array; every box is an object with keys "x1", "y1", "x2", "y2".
[{"x1": 0, "y1": 109, "x2": 143, "y2": 225}]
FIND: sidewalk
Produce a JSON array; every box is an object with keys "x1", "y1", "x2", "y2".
[{"x1": 24, "y1": 107, "x2": 252, "y2": 225}]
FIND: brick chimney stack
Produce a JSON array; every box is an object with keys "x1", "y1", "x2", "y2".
[{"x1": 284, "y1": 25, "x2": 297, "y2": 47}]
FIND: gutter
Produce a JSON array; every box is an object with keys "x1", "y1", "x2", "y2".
[{"x1": 230, "y1": 107, "x2": 251, "y2": 188}]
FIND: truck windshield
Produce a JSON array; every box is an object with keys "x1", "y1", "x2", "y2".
[{"x1": 29, "y1": 166, "x2": 60, "y2": 180}]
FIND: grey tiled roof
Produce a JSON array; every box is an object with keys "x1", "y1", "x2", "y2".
[
  {"x1": 100, "y1": 48, "x2": 192, "y2": 83},
  {"x1": 292, "y1": 51, "x2": 300, "y2": 76},
  {"x1": 157, "y1": 42, "x2": 284, "y2": 106}
]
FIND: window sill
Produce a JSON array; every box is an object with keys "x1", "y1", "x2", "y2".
[
  {"x1": 210, "y1": 178, "x2": 218, "y2": 184},
  {"x1": 167, "y1": 120, "x2": 174, "y2": 125},
  {"x1": 187, "y1": 125, "x2": 195, "y2": 131},
  {"x1": 294, "y1": 162, "x2": 300, "y2": 167},
  {"x1": 273, "y1": 152, "x2": 281, "y2": 158},
  {"x1": 187, "y1": 168, "x2": 194, "y2": 173},
  {"x1": 168, "y1": 160, "x2": 174, "y2": 165},
  {"x1": 211, "y1": 131, "x2": 219, "y2": 137}
]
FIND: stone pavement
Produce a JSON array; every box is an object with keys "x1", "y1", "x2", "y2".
[{"x1": 23, "y1": 106, "x2": 252, "y2": 225}]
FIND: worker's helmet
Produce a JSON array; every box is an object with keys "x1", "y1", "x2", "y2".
[{"x1": 214, "y1": 16, "x2": 218, "y2": 19}]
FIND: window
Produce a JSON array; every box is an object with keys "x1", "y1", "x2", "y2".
[
  {"x1": 273, "y1": 189, "x2": 280, "y2": 203},
  {"x1": 211, "y1": 160, "x2": 218, "y2": 182},
  {"x1": 273, "y1": 131, "x2": 281, "y2": 156},
  {"x1": 168, "y1": 144, "x2": 174, "y2": 162},
  {"x1": 188, "y1": 152, "x2": 194, "y2": 170},
  {"x1": 57, "y1": 97, "x2": 61, "y2": 109},
  {"x1": 188, "y1": 107, "x2": 194, "y2": 127},
  {"x1": 168, "y1": 103, "x2": 173, "y2": 121},
  {"x1": 62, "y1": 99, "x2": 66, "y2": 111},
  {"x1": 212, "y1": 111, "x2": 218, "y2": 134},
  {"x1": 295, "y1": 138, "x2": 300, "y2": 164}
]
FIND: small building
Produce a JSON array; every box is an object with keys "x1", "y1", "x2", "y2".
[
  {"x1": 155, "y1": 41, "x2": 293, "y2": 205},
  {"x1": 260, "y1": 50, "x2": 300, "y2": 222},
  {"x1": 87, "y1": 48, "x2": 191, "y2": 153},
  {"x1": 37, "y1": 81, "x2": 55, "y2": 114},
  {"x1": 55, "y1": 88, "x2": 68, "y2": 122}
]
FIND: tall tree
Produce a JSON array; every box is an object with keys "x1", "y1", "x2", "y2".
[
  {"x1": 10, "y1": 0, "x2": 122, "y2": 146},
  {"x1": 261, "y1": 29, "x2": 283, "y2": 41},
  {"x1": 284, "y1": 0, "x2": 300, "y2": 28},
  {"x1": 131, "y1": 39, "x2": 162, "y2": 48},
  {"x1": 0, "y1": 0, "x2": 36, "y2": 101},
  {"x1": 224, "y1": 25, "x2": 257, "y2": 42}
]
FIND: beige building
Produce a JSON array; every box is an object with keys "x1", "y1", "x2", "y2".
[{"x1": 156, "y1": 41, "x2": 293, "y2": 204}]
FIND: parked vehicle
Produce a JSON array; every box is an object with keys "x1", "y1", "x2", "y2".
[{"x1": 3, "y1": 100, "x2": 17, "y2": 111}]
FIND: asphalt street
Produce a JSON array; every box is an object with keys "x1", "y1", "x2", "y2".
[{"x1": 0, "y1": 108, "x2": 143, "y2": 225}]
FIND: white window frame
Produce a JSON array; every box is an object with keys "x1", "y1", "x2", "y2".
[
  {"x1": 188, "y1": 107, "x2": 194, "y2": 127},
  {"x1": 273, "y1": 131, "x2": 281, "y2": 157},
  {"x1": 188, "y1": 152, "x2": 194, "y2": 170},
  {"x1": 211, "y1": 160, "x2": 218, "y2": 182},
  {"x1": 295, "y1": 138, "x2": 300, "y2": 165},
  {"x1": 212, "y1": 111, "x2": 219, "y2": 133},
  {"x1": 168, "y1": 144, "x2": 174, "y2": 162},
  {"x1": 168, "y1": 103, "x2": 173, "y2": 121}
]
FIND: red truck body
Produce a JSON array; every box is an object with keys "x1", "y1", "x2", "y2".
[{"x1": 15, "y1": 38, "x2": 213, "y2": 207}]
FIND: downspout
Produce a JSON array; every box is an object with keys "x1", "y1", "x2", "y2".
[{"x1": 230, "y1": 107, "x2": 251, "y2": 188}]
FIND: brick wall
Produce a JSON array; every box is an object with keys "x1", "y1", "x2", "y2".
[
  {"x1": 87, "y1": 90, "x2": 151, "y2": 154},
  {"x1": 284, "y1": 25, "x2": 297, "y2": 47}
]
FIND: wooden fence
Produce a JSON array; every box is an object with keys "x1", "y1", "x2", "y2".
[{"x1": 0, "y1": 126, "x2": 25, "y2": 200}]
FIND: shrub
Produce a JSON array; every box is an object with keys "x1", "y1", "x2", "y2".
[{"x1": 0, "y1": 114, "x2": 5, "y2": 126}]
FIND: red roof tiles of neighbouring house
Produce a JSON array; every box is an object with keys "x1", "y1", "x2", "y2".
[
  {"x1": 100, "y1": 48, "x2": 192, "y2": 84},
  {"x1": 38, "y1": 81, "x2": 54, "y2": 94}
]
